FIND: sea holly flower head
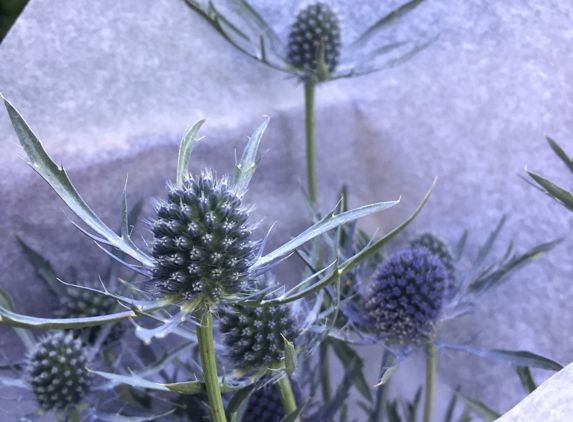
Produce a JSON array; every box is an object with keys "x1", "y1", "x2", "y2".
[
  {"x1": 364, "y1": 247, "x2": 448, "y2": 345},
  {"x1": 149, "y1": 170, "x2": 259, "y2": 305},
  {"x1": 286, "y1": 2, "x2": 342, "y2": 75},
  {"x1": 218, "y1": 275, "x2": 300, "y2": 370},
  {"x1": 408, "y1": 231, "x2": 457, "y2": 297},
  {"x1": 184, "y1": 0, "x2": 433, "y2": 82},
  {"x1": 26, "y1": 331, "x2": 93, "y2": 412}
]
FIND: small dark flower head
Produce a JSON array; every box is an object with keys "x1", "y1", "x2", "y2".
[
  {"x1": 287, "y1": 2, "x2": 342, "y2": 77},
  {"x1": 409, "y1": 232, "x2": 457, "y2": 297},
  {"x1": 57, "y1": 286, "x2": 124, "y2": 345},
  {"x1": 219, "y1": 277, "x2": 299, "y2": 369},
  {"x1": 149, "y1": 170, "x2": 258, "y2": 304},
  {"x1": 26, "y1": 331, "x2": 92, "y2": 412},
  {"x1": 364, "y1": 248, "x2": 448, "y2": 345},
  {"x1": 242, "y1": 379, "x2": 302, "y2": 422}
]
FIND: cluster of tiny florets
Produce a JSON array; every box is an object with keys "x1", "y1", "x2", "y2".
[
  {"x1": 242, "y1": 384, "x2": 288, "y2": 422},
  {"x1": 287, "y1": 2, "x2": 342, "y2": 73},
  {"x1": 218, "y1": 279, "x2": 299, "y2": 369},
  {"x1": 364, "y1": 248, "x2": 448, "y2": 345},
  {"x1": 26, "y1": 331, "x2": 92, "y2": 411},
  {"x1": 409, "y1": 232, "x2": 456, "y2": 283},
  {"x1": 149, "y1": 170, "x2": 258, "y2": 302},
  {"x1": 57, "y1": 286, "x2": 124, "y2": 345}
]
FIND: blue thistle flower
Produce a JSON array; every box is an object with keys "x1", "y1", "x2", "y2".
[
  {"x1": 242, "y1": 379, "x2": 303, "y2": 422},
  {"x1": 57, "y1": 285, "x2": 125, "y2": 345},
  {"x1": 26, "y1": 331, "x2": 93, "y2": 411},
  {"x1": 149, "y1": 170, "x2": 259, "y2": 303},
  {"x1": 364, "y1": 248, "x2": 448, "y2": 345},
  {"x1": 219, "y1": 277, "x2": 299, "y2": 369},
  {"x1": 287, "y1": 2, "x2": 342, "y2": 74},
  {"x1": 408, "y1": 232, "x2": 457, "y2": 298}
]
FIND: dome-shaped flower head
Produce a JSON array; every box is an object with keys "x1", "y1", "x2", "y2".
[
  {"x1": 57, "y1": 285, "x2": 125, "y2": 345},
  {"x1": 219, "y1": 277, "x2": 299, "y2": 369},
  {"x1": 409, "y1": 232, "x2": 456, "y2": 285},
  {"x1": 242, "y1": 381, "x2": 302, "y2": 422},
  {"x1": 364, "y1": 248, "x2": 448, "y2": 345},
  {"x1": 26, "y1": 331, "x2": 93, "y2": 411},
  {"x1": 287, "y1": 2, "x2": 342, "y2": 75},
  {"x1": 149, "y1": 170, "x2": 259, "y2": 304}
]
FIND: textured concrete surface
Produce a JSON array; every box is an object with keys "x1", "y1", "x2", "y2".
[
  {"x1": 498, "y1": 362, "x2": 573, "y2": 422},
  {"x1": 1, "y1": 0, "x2": 573, "y2": 420}
]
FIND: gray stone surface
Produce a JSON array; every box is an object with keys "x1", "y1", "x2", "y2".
[
  {"x1": 498, "y1": 362, "x2": 573, "y2": 422},
  {"x1": 1, "y1": 0, "x2": 573, "y2": 419}
]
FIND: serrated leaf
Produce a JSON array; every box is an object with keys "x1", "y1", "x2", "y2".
[
  {"x1": 457, "y1": 394, "x2": 500, "y2": 422},
  {"x1": 515, "y1": 366, "x2": 537, "y2": 394},
  {"x1": 547, "y1": 137, "x2": 573, "y2": 174},
  {"x1": 348, "y1": 0, "x2": 426, "y2": 53},
  {"x1": 92, "y1": 370, "x2": 171, "y2": 391},
  {"x1": 2, "y1": 96, "x2": 154, "y2": 267},
  {"x1": 133, "y1": 312, "x2": 187, "y2": 344},
  {"x1": 176, "y1": 119, "x2": 207, "y2": 186},
  {"x1": 234, "y1": 117, "x2": 269, "y2": 196},
  {"x1": 445, "y1": 344, "x2": 563, "y2": 371},
  {"x1": 282, "y1": 335, "x2": 297, "y2": 376}
]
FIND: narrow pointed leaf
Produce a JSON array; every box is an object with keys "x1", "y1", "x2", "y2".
[
  {"x1": 92, "y1": 370, "x2": 171, "y2": 391},
  {"x1": 330, "y1": 338, "x2": 372, "y2": 402},
  {"x1": 16, "y1": 236, "x2": 64, "y2": 295},
  {"x1": 257, "y1": 199, "x2": 399, "y2": 269},
  {"x1": 95, "y1": 410, "x2": 175, "y2": 422},
  {"x1": 348, "y1": 0, "x2": 425, "y2": 52},
  {"x1": 283, "y1": 335, "x2": 297, "y2": 375},
  {"x1": 515, "y1": 366, "x2": 537, "y2": 394},
  {"x1": 0, "y1": 305, "x2": 135, "y2": 330},
  {"x1": 177, "y1": 119, "x2": 207, "y2": 186},
  {"x1": 547, "y1": 137, "x2": 573, "y2": 174},
  {"x1": 0, "y1": 375, "x2": 28, "y2": 388},
  {"x1": 278, "y1": 400, "x2": 308, "y2": 422},
  {"x1": 457, "y1": 394, "x2": 500, "y2": 422},
  {"x1": 235, "y1": 0, "x2": 283, "y2": 49},
  {"x1": 133, "y1": 312, "x2": 188, "y2": 344},
  {"x1": 0, "y1": 287, "x2": 36, "y2": 350},
  {"x1": 445, "y1": 344, "x2": 563, "y2": 371},
  {"x1": 234, "y1": 117, "x2": 269, "y2": 195},
  {"x1": 454, "y1": 229, "x2": 468, "y2": 262},
  {"x1": 527, "y1": 170, "x2": 573, "y2": 211},
  {"x1": 2, "y1": 96, "x2": 154, "y2": 267},
  {"x1": 225, "y1": 384, "x2": 255, "y2": 422},
  {"x1": 444, "y1": 392, "x2": 458, "y2": 422},
  {"x1": 475, "y1": 215, "x2": 506, "y2": 267}
]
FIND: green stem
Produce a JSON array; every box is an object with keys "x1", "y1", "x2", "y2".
[
  {"x1": 276, "y1": 372, "x2": 301, "y2": 422},
  {"x1": 320, "y1": 339, "x2": 331, "y2": 404},
  {"x1": 423, "y1": 343, "x2": 437, "y2": 422},
  {"x1": 304, "y1": 80, "x2": 317, "y2": 205},
  {"x1": 196, "y1": 312, "x2": 227, "y2": 422}
]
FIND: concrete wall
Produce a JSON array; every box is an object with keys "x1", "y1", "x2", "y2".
[{"x1": 1, "y1": 0, "x2": 572, "y2": 419}]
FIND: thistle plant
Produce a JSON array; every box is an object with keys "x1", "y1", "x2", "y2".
[
  {"x1": 1, "y1": 96, "x2": 435, "y2": 422},
  {"x1": 183, "y1": 0, "x2": 433, "y2": 205}
]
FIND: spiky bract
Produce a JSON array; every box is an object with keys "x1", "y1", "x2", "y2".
[
  {"x1": 287, "y1": 2, "x2": 342, "y2": 74},
  {"x1": 149, "y1": 170, "x2": 258, "y2": 304},
  {"x1": 364, "y1": 248, "x2": 448, "y2": 345},
  {"x1": 26, "y1": 331, "x2": 92, "y2": 411},
  {"x1": 57, "y1": 286, "x2": 124, "y2": 345},
  {"x1": 219, "y1": 278, "x2": 299, "y2": 369}
]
